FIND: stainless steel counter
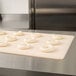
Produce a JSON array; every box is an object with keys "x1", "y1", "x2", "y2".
[
  {"x1": 0, "y1": 27, "x2": 76, "y2": 76},
  {"x1": 0, "y1": 14, "x2": 29, "y2": 30}
]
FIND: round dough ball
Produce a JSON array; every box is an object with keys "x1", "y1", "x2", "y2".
[
  {"x1": 34, "y1": 33, "x2": 43, "y2": 38},
  {"x1": 6, "y1": 36, "x2": 17, "y2": 42},
  {"x1": 0, "y1": 31, "x2": 7, "y2": 35},
  {"x1": 41, "y1": 45, "x2": 56, "y2": 53},
  {"x1": 0, "y1": 42, "x2": 9, "y2": 47},
  {"x1": 15, "y1": 31, "x2": 24, "y2": 36},
  {"x1": 24, "y1": 37, "x2": 38, "y2": 43},
  {"x1": 51, "y1": 35, "x2": 64, "y2": 40},
  {"x1": 18, "y1": 43, "x2": 31, "y2": 50},
  {"x1": 47, "y1": 40, "x2": 61, "y2": 46}
]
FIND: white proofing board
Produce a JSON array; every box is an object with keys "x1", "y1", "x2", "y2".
[{"x1": 0, "y1": 31, "x2": 74, "y2": 60}]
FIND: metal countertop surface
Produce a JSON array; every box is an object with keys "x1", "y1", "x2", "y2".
[{"x1": 0, "y1": 21, "x2": 76, "y2": 76}]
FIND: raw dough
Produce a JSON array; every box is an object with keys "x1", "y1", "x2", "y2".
[
  {"x1": 0, "y1": 42, "x2": 9, "y2": 47},
  {"x1": 34, "y1": 33, "x2": 43, "y2": 38},
  {"x1": 24, "y1": 37, "x2": 38, "y2": 43},
  {"x1": 51, "y1": 35, "x2": 64, "y2": 40},
  {"x1": 14, "y1": 31, "x2": 24, "y2": 36},
  {"x1": 18, "y1": 43, "x2": 31, "y2": 50},
  {"x1": 0, "y1": 31, "x2": 7, "y2": 35},
  {"x1": 47, "y1": 40, "x2": 61, "y2": 46},
  {"x1": 41, "y1": 45, "x2": 56, "y2": 53},
  {"x1": 6, "y1": 36, "x2": 17, "y2": 42}
]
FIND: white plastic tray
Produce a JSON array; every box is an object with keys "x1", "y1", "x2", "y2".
[{"x1": 0, "y1": 31, "x2": 74, "y2": 60}]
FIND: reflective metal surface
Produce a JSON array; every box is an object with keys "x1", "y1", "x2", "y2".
[
  {"x1": 0, "y1": 68, "x2": 70, "y2": 76},
  {"x1": 35, "y1": 8, "x2": 76, "y2": 14},
  {"x1": 35, "y1": 0, "x2": 76, "y2": 8},
  {"x1": 0, "y1": 14, "x2": 29, "y2": 30},
  {"x1": 33, "y1": 0, "x2": 76, "y2": 31}
]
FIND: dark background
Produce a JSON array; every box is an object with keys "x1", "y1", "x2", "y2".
[
  {"x1": 30, "y1": 0, "x2": 76, "y2": 31},
  {"x1": 0, "y1": 14, "x2": 2, "y2": 20}
]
